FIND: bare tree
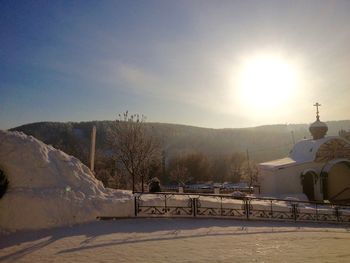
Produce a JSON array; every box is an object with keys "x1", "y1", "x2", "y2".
[
  {"x1": 242, "y1": 163, "x2": 259, "y2": 187},
  {"x1": 229, "y1": 152, "x2": 246, "y2": 183},
  {"x1": 169, "y1": 162, "x2": 189, "y2": 186},
  {"x1": 109, "y1": 111, "x2": 161, "y2": 193},
  {"x1": 167, "y1": 153, "x2": 210, "y2": 183}
]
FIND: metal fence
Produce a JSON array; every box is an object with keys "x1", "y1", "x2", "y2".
[{"x1": 134, "y1": 192, "x2": 350, "y2": 224}]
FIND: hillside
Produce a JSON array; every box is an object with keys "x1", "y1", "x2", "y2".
[{"x1": 10, "y1": 120, "x2": 350, "y2": 163}]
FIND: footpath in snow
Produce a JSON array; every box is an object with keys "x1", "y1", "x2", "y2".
[{"x1": 1, "y1": 218, "x2": 350, "y2": 263}]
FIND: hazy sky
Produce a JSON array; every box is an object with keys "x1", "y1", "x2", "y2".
[{"x1": 1, "y1": 0, "x2": 350, "y2": 129}]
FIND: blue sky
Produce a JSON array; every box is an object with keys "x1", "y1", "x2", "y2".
[{"x1": 1, "y1": 0, "x2": 350, "y2": 129}]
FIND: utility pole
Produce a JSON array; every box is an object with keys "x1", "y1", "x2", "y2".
[
  {"x1": 90, "y1": 125, "x2": 96, "y2": 172},
  {"x1": 291, "y1": 130, "x2": 295, "y2": 145},
  {"x1": 246, "y1": 149, "x2": 252, "y2": 188},
  {"x1": 162, "y1": 150, "x2": 166, "y2": 179}
]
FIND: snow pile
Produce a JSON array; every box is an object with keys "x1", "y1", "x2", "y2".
[{"x1": 0, "y1": 130, "x2": 133, "y2": 232}]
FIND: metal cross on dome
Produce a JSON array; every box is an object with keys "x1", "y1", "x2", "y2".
[{"x1": 314, "y1": 102, "x2": 321, "y2": 120}]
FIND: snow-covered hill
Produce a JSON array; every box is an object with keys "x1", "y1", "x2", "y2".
[{"x1": 0, "y1": 130, "x2": 133, "y2": 232}]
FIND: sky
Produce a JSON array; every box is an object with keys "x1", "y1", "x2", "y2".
[{"x1": 1, "y1": 0, "x2": 350, "y2": 129}]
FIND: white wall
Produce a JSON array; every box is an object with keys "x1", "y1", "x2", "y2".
[{"x1": 259, "y1": 162, "x2": 324, "y2": 199}]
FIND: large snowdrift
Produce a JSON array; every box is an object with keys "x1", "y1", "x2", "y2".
[{"x1": 0, "y1": 130, "x2": 133, "y2": 232}]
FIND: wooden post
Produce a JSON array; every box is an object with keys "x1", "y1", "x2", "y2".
[
  {"x1": 90, "y1": 125, "x2": 96, "y2": 172},
  {"x1": 291, "y1": 130, "x2": 295, "y2": 145},
  {"x1": 246, "y1": 149, "x2": 252, "y2": 187}
]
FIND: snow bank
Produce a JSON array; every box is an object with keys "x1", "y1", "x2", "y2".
[{"x1": 0, "y1": 130, "x2": 133, "y2": 232}]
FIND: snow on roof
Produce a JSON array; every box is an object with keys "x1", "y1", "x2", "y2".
[
  {"x1": 259, "y1": 136, "x2": 349, "y2": 170},
  {"x1": 289, "y1": 136, "x2": 346, "y2": 162},
  {"x1": 259, "y1": 157, "x2": 296, "y2": 170}
]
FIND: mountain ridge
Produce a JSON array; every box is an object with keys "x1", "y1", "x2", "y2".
[{"x1": 9, "y1": 120, "x2": 350, "y2": 163}]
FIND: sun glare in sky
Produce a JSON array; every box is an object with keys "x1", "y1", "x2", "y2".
[
  {"x1": 235, "y1": 54, "x2": 300, "y2": 116},
  {"x1": 2, "y1": 1, "x2": 350, "y2": 129}
]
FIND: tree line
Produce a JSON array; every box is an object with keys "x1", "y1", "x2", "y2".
[{"x1": 93, "y1": 112, "x2": 258, "y2": 191}]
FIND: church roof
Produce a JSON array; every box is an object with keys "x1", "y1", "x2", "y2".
[
  {"x1": 309, "y1": 119, "x2": 328, "y2": 140},
  {"x1": 289, "y1": 136, "x2": 336, "y2": 162},
  {"x1": 259, "y1": 103, "x2": 350, "y2": 171},
  {"x1": 259, "y1": 157, "x2": 297, "y2": 170},
  {"x1": 259, "y1": 136, "x2": 350, "y2": 170}
]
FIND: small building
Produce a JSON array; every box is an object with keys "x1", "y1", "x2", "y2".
[{"x1": 258, "y1": 103, "x2": 350, "y2": 202}]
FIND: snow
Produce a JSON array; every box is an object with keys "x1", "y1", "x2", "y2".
[
  {"x1": 259, "y1": 136, "x2": 350, "y2": 169},
  {"x1": 289, "y1": 136, "x2": 350, "y2": 163},
  {"x1": 136, "y1": 192, "x2": 350, "y2": 224},
  {"x1": 259, "y1": 157, "x2": 296, "y2": 170},
  {"x1": 257, "y1": 193, "x2": 309, "y2": 201},
  {"x1": 1, "y1": 130, "x2": 350, "y2": 261},
  {"x1": 0, "y1": 130, "x2": 133, "y2": 232},
  {"x1": 0, "y1": 129, "x2": 348, "y2": 244},
  {"x1": 1, "y1": 218, "x2": 350, "y2": 263}
]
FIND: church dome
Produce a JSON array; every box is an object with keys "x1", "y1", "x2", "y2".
[
  {"x1": 309, "y1": 119, "x2": 328, "y2": 140},
  {"x1": 309, "y1": 102, "x2": 327, "y2": 140}
]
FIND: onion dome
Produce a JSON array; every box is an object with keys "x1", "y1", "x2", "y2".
[
  {"x1": 309, "y1": 102, "x2": 328, "y2": 140},
  {"x1": 309, "y1": 119, "x2": 328, "y2": 140}
]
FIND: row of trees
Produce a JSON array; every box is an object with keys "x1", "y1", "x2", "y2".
[
  {"x1": 93, "y1": 112, "x2": 258, "y2": 191},
  {"x1": 167, "y1": 152, "x2": 257, "y2": 186}
]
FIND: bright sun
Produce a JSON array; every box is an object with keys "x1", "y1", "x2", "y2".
[{"x1": 235, "y1": 54, "x2": 299, "y2": 114}]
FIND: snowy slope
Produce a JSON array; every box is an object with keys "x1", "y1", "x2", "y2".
[{"x1": 0, "y1": 130, "x2": 133, "y2": 232}]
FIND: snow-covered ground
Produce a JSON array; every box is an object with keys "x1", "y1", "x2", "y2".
[
  {"x1": 1, "y1": 130, "x2": 350, "y2": 262},
  {"x1": 1, "y1": 218, "x2": 350, "y2": 263}
]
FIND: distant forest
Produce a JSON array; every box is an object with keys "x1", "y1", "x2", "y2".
[
  {"x1": 11, "y1": 120, "x2": 350, "y2": 162},
  {"x1": 10, "y1": 120, "x2": 350, "y2": 189}
]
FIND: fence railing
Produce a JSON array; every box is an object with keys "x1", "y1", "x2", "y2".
[{"x1": 134, "y1": 192, "x2": 350, "y2": 224}]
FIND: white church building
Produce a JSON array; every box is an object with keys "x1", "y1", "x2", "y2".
[{"x1": 258, "y1": 103, "x2": 350, "y2": 202}]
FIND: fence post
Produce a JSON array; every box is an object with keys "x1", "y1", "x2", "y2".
[
  {"x1": 270, "y1": 200, "x2": 273, "y2": 218},
  {"x1": 291, "y1": 203, "x2": 298, "y2": 222},
  {"x1": 134, "y1": 195, "x2": 138, "y2": 217},
  {"x1": 220, "y1": 196, "x2": 223, "y2": 216},
  {"x1": 335, "y1": 206, "x2": 340, "y2": 222},
  {"x1": 192, "y1": 198, "x2": 197, "y2": 217},
  {"x1": 245, "y1": 199, "x2": 250, "y2": 220}
]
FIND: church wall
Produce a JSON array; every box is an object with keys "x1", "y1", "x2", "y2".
[
  {"x1": 258, "y1": 170, "x2": 277, "y2": 194},
  {"x1": 258, "y1": 114, "x2": 350, "y2": 201},
  {"x1": 328, "y1": 163, "x2": 350, "y2": 200},
  {"x1": 259, "y1": 162, "x2": 324, "y2": 198}
]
